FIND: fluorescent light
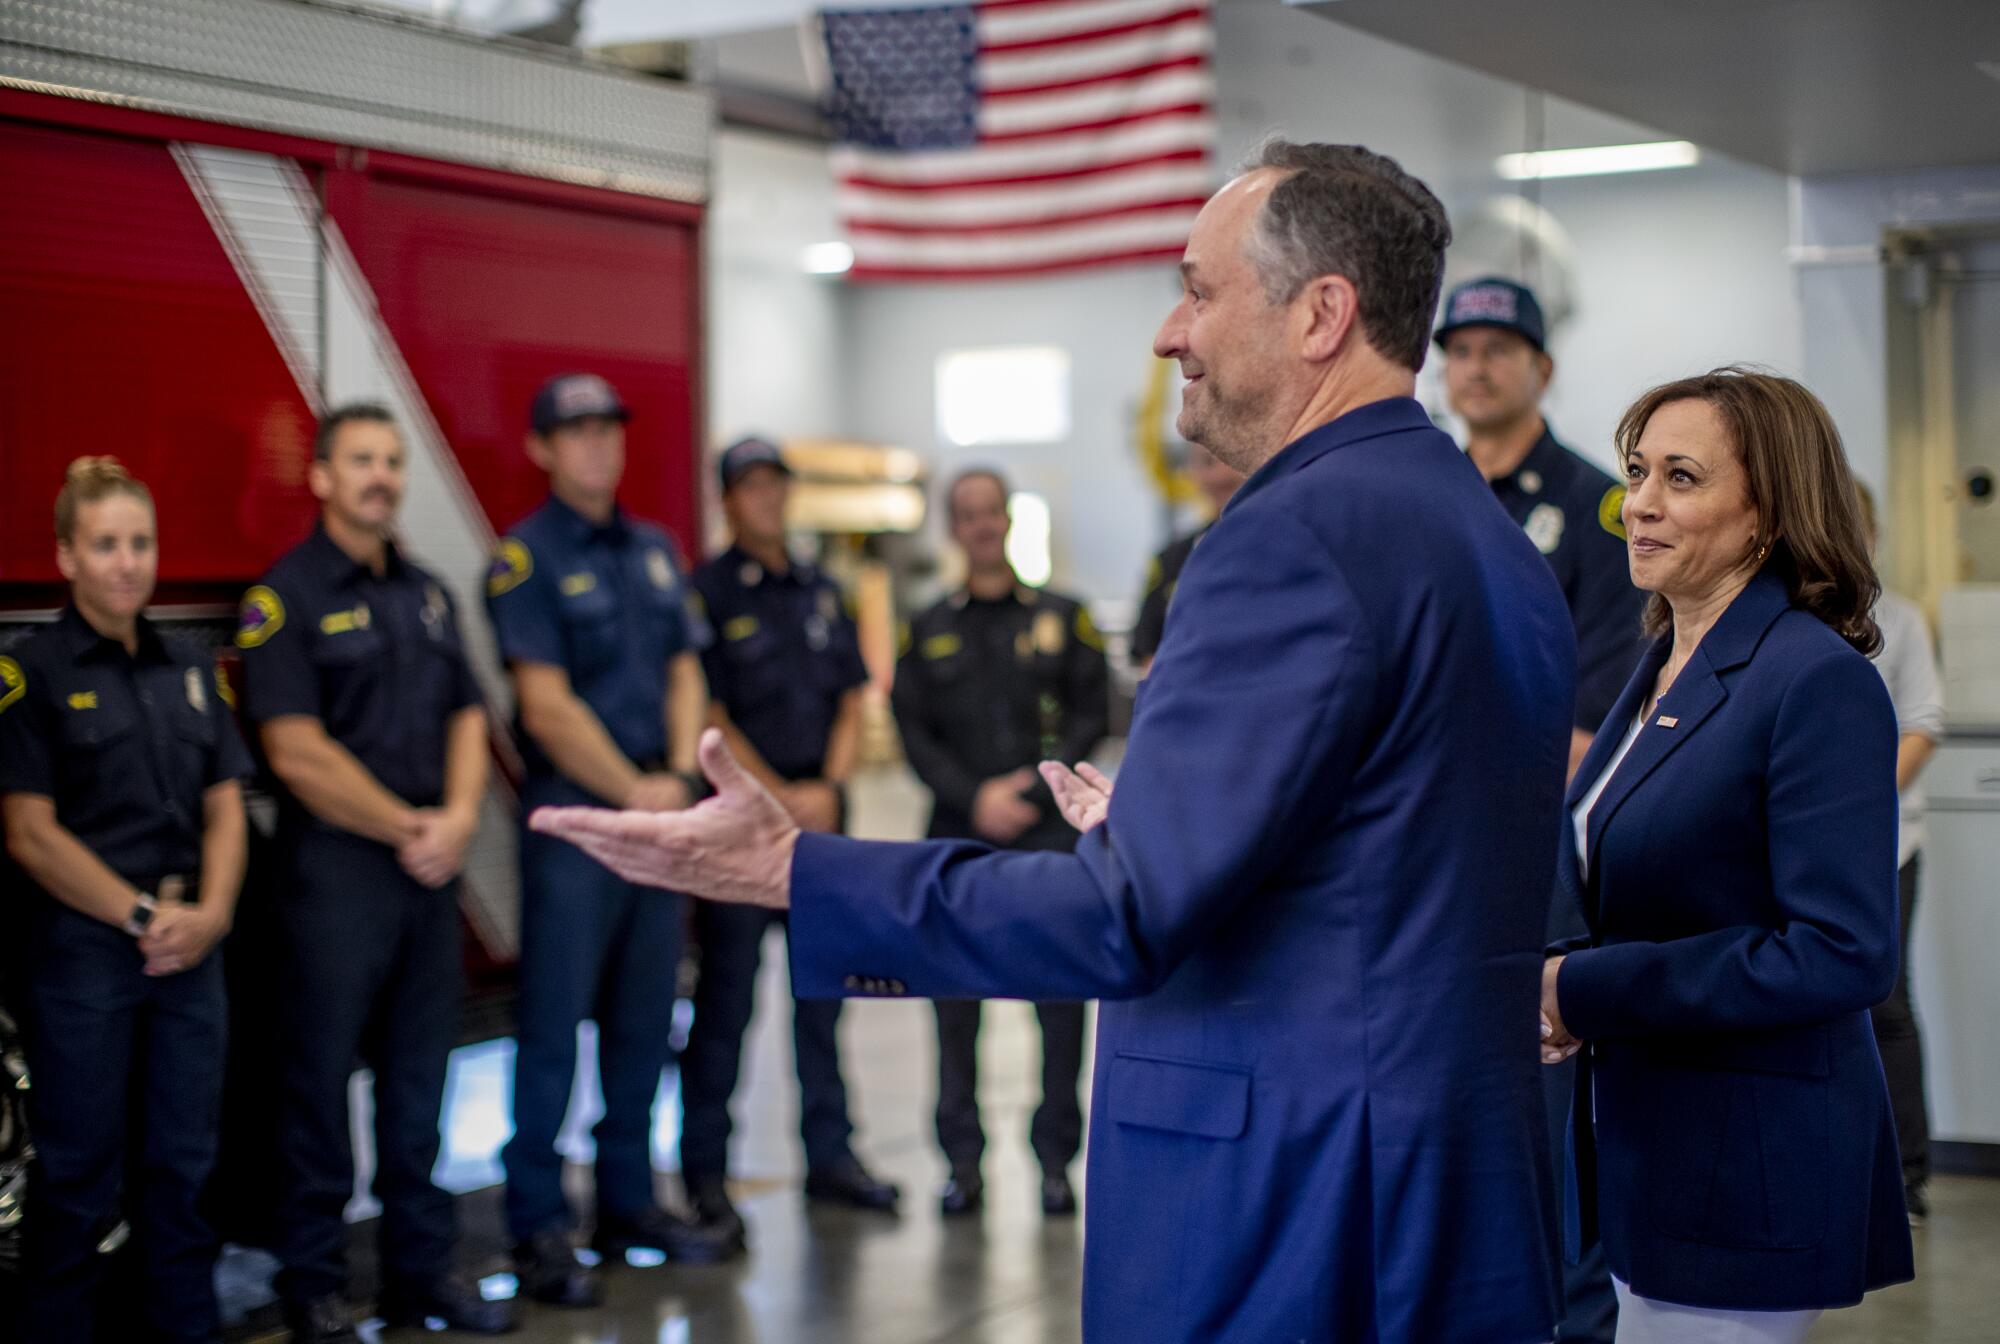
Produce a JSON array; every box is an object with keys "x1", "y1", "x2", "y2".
[
  {"x1": 801, "y1": 241, "x2": 854, "y2": 274},
  {"x1": 1496, "y1": 141, "x2": 1699, "y2": 181}
]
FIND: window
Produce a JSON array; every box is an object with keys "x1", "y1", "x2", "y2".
[
  {"x1": 1006, "y1": 491, "x2": 1053, "y2": 587},
  {"x1": 935, "y1": 345, "x2": 1070, "y2": 447}
]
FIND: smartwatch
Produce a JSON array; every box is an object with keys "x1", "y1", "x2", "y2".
[{"x1": 121, "y1": 891, "x2": 159, "y2": 939}]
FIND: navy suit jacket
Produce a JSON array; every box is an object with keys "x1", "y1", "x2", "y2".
[
  {"x1": 790, "y1": 398, "x2": 1575, "y2": 1343},
  {"x1": 1552, "y1": 569, "x2": 1916, "y2": 1311}
]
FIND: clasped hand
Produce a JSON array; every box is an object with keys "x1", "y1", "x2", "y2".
[{"x1": 1539, "y1": 954, "x2": 1580, "y2": 1063}]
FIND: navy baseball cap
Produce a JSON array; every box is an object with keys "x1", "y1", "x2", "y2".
[
  {"x1": 1435, "y1": 277, "x2": 1547, "y2": 352},
  {"x1": 530, "y1": 373, "x2": 629, "y2": 435},
  {"x1": 718, "y1": 436, "x2": 792, "y2": 492}
]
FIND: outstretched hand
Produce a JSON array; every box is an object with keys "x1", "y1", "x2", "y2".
[
  {"x1": 1038, "y1": 759, "x2": 1114, "y2": 834},
  {"x1": 530, "y1": 727, "x2": 798, "y2": 909}
]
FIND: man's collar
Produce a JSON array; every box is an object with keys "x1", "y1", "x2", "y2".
[
  {"x1": 1228, "y1": 397, "x2": 1436, "y2": 514},
  {"x1": 723, "y1": 542, "x2": 805, "y2": 587},
  {"x1": 1493, "y1": 422, "x2": 1567, "y2": 492},
  {"x1": 306, "y1": 521, "x2": 401, "y2": 588},
  {"x1": 545, "y1": 492, "x2": 629, "y2": 546},
  {"x1": 952, "y1": 580, "x2": 1036, "y2": 609},
  {"x1": 56, "y1": 604, "x2": 169, "y2": 665}
]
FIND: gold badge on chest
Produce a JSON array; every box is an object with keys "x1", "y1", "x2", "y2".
[
  {"x1": 1033, "y1": 609, "x2": 1065, "y2": 655},
  {"x1": 648, "y1": 548, "x2": 676, "y2": 591}
]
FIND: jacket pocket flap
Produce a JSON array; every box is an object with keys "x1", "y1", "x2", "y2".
[
  {"x1": 1107, "y1": 1053, "x2": 1250, "y2": 1139},
  {"x1": 1649, "y1": 1024, "x2": 1830, "y2": 1078}
]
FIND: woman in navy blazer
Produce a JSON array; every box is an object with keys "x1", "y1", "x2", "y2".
[{"x1": 1540, "y1": 368, "x2": 1915, "y2": 1342}]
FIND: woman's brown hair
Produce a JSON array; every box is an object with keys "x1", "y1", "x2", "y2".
[
  {"x1": 55, "y1": 456, "x2": 154, "y2": 543},
  {"x1": 1614, "y1": 367, "x2": 1880, "y2": 655}
]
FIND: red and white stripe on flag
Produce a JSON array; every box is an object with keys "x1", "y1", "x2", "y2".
[{"x1": 827, "y1": 0, "x2": 1216, "y2": 281}]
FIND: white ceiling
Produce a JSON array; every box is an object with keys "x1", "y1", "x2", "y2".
[{"x1": 1295, "y1": 0, "x2": 2000, "y2": 175}]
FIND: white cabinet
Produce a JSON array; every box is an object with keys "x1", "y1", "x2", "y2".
[{"x1": 1913, "y1": 738, "x2": 2000, "y2": 1144}]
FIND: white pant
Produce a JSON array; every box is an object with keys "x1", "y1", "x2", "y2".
[{"x1": 1612, "y1": 1278, "x2": 1821, "y2": 1344}]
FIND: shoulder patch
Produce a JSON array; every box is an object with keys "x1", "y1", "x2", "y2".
[
  {"x1": 487, "y1": 538, "x2": 533, "y2": 597},
  {"x1": 236, "y1": 585, "x2": 285, "y2": 649},
  {"x1": 1598, "y1": 485, "x2": 1628, "y2": 540},
  {"x1": 0, "y1": 655, "x2": 24, "y2": 715},
  {"x1": 1073, "y1": 606, "x2": 1104, "y2": 652}
]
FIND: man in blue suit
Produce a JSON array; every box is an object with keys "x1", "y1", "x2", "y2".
[{"x1": 533, "y1": 141, "x2": 1575, "y2": 1344}]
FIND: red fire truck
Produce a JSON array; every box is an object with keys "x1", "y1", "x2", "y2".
[{"x1": 0, "y1": 0, "x2": 716, "y2": 993}]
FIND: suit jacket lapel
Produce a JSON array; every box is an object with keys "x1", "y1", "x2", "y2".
[
  {"x1": 1582, "y1": 663, "x2": 1726, "y2": 887},
  {"x1": 1580, "y1": 570, "x2": 1795, "y2": 889}
]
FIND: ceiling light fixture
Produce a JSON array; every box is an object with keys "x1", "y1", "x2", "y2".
[{"x1": 1496, "y1": 140, "x2": 1700, "y2": 181}]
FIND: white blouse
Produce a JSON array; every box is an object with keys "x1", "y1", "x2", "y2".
[{"x1": 1572, "y1": 709, "x2": 1647, "y2": 877}]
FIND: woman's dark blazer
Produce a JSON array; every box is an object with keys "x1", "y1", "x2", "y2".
[{"x1": 1551, "y1": 568, "x2": 1915, "y2": 1311}]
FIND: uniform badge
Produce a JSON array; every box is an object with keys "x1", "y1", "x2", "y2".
[
  {"x1": 724, "y1": 615, "x2": 760, "y2": 643},
  {"x1": 68, "y1": 691, "x2": 98, "y2": 710},
  {"x1": 1525, "y1": 503, "x2": 1566, "y2": 555},
  {"x1": 422, "y1": 583, "x2": 449, "y2": 638},
  {"x1": 1033, "y1": 609, "x2": 1065, "y2": 655},
  {"x1": 236, "y1": 585, "x2": 285, "y2": 649},
  {"x1": 921, "y1": 632, "x2": 961, "y2": 660},
  {"x1": 560, "y1": 572, "x2": 598, "y2": 597},
  {"x1": 1598, "y1": 485, "x2": 1629, "y2": 540},
  {"x1": 647, "y1": 548, "x2": 675, "y2": 591},
  {"x1": 0, "y1": 656, "x2": 22, "y2": 715},
  {"x1": 1519, "y1": 469, "x2": 1543, "y2": 495},
  {"x1": 487, "y1": 538, "x2": 533, "y2": 597},
  {"x1": 185, "y1": 667, "x2": 207, "y2": 713}
]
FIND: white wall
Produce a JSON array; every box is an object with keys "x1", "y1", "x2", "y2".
[
  {"x1": 705, "y1": 127, "x2": 849, "y2": 548},
  {"x1": 840, "y1": 266, "x2": 1180, "y2": 606},
  {"x1": 1530, "y1": 160, "x2": 1802, "y2": 475}
]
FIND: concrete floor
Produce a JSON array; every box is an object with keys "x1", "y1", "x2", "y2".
[{"x1": 213, "y1": 764, "x2": 1995, "y2": 1342}]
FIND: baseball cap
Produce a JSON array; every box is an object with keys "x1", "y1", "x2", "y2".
[
  {"x1": 718, "y1": 436, "x2": 793, "y2": 492},
  {"x1": 1434, "y1": 277, "x2": 1547, "y2": 352},
  {"x1": 530, "y1": 373, "x2": 629, "y2": 435}
]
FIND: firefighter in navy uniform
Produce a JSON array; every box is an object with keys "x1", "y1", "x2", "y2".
[
  {"x1": 488, "y1": 374, "x2": 734, "y2": 1307},
  {"x1": 236, "y1": 406, "x2": 514, "y2": 1342},
  {"x1": 677, "y1": 438, "x2": 900, "y2": 1246},
  {"x1": 891, "y1": 469, "x2": 1110, "y2": 1217},
  {"x1": 1439, "y1": 277, "x2": 1645, "y2": 1344},
  {"x1": 1128, "y1": 442, "x2": 1242, "y2": 673},
  {"x1": 0, "y1": 458, "x2": 250, "y2": 1344}
]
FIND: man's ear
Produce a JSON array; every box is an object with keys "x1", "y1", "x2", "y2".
[
  {"x1": 1298, "y1": 274, "x2": 1362, "y2": 362},
  {"x1": 307, "y1": 458, "x2": 332, "y2": 504},
  {"x1": 524, "y1": 432, "x2": 554, "y2": 474}
]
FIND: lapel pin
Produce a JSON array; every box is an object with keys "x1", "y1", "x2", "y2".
[{"x1": 1657, "y1": 715, "x2": 1679, "y2": 728}]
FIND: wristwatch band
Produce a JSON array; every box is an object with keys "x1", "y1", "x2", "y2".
[{"x1": 121, "y1": 891, "x2": 159, "y2": 938}]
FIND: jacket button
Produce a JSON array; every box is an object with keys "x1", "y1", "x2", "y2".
[
  {"x1": 843, "y1": 975, "x2": 862, "y2": 991},
  {"x1": 886, "y1": 980, "x2": 906, "y2": 995}
]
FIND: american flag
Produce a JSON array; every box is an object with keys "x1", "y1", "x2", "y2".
[{"x1": 821, "y1": 0, "x2": 1215, "y2": 281}]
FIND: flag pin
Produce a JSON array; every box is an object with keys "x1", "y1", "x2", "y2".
[{"x1": 1657, "y1": 715, "x2": 1679, "y2": 728}]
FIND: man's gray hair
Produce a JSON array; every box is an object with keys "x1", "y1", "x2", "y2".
[{"x1": 1240, "y1": 140, "x2": 1452, "y2": 372}]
